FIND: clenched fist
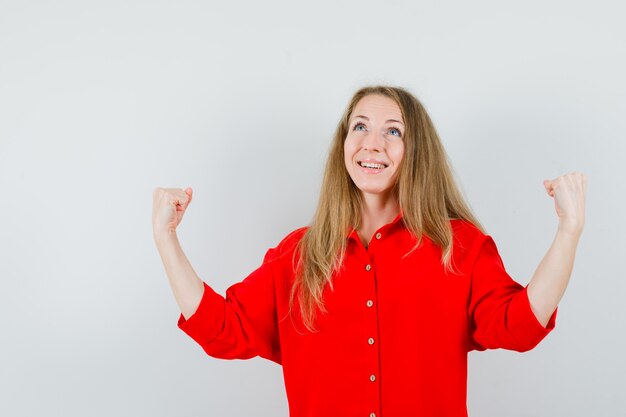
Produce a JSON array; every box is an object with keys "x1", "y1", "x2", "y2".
[
  {"x1": 542, "y1": 172, "x2": 587, "y2": 237},
  {"x1": 152, "y1": 187, "x2": 193, "y2": 238}
]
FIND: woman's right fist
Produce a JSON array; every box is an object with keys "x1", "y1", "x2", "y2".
[{"x1": 152, "y1": 187, "x2": 193, "y2": 237}]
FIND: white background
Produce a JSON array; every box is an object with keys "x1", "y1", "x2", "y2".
[{"x1": 1, "y1": 0, "x2": 624, "y2": 416}]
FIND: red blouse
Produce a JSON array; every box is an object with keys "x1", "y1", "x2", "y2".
[{"x1": 177, "y1": 214, "x2": 557, "y2": 417}]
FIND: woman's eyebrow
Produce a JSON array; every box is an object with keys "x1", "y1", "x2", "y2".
[{"x1": 352, "y1": 115, "x2": 404, "y2": 125}]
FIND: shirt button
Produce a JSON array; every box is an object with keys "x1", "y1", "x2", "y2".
[
  {"x1": 370, "y1": 413, "x2": 376, "y2": 417},
  {"x1": 365, "y1": 264, "x2": 372, "y2": 271},
  {"x1": 368, "y1": 337, "x2": 375, "y2": 345},
  {"x1": 366, "y1": 300, "x2": 374, "y2": 308},
  {"x1": 370, "y1": 374, "x2": 376, "y2": 382},
  {"x1": 375, "y1": 232, "x2": 382, "y2": 239}
]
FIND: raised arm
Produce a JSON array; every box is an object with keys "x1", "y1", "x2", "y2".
[
  {"x1": 152, "y1": 187, "x2": 203, "y2": 319},
  {"x1": 527, "y1": 172, "x2": 587, "y2": 327},
  {"x1": 152, "y1": 186, "x2": 284, "y2": 363}
]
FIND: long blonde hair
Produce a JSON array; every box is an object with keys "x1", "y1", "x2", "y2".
[{"x1": 289, "y1": 85, "x2": 485, "y2": 332}]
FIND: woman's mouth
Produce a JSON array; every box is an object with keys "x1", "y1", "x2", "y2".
[{"x1": 358, "y1": 160, "x2": 388, "y2": 173}]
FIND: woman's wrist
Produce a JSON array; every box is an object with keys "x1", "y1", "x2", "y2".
[
  {"x1": 153, "y1": 227, "x2": 179, "y2": 247},
  {"x1": 556, "y1": 221, "x2": 583, "y2": 241}
]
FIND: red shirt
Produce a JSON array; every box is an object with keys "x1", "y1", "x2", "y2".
[{"x1": 177, "y1": 214, "x2": 557, "y2": 416}]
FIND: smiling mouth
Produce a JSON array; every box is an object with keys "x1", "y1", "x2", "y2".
[{"x1": 358, "y1": 161, "x2": 388, "y2": 169}]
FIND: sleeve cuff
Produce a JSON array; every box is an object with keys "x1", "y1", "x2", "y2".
[
  {"x1": 507, "y1": 285, "x2": 557, "y2": 351},
  {"x1": 177, "y1": 281, "x2": 226, "y2": 346}
]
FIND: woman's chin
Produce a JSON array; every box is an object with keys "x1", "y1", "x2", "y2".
[{"x1": 357, "y1": 187, "x2": 394, "y2": 198}]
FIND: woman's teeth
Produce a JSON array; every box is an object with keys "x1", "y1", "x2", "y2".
[{"x1": 359, "y1": 161, "x2": 386, "y2": 169}]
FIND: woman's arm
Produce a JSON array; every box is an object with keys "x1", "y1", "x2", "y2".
[
  {"x1": 155, "y1": 230, "x2": 204, "y2": 320},
  {"x1": 152, "y1": 187, "x2": 203, "y2": 320},
  {"x1": 152, "y1": 187, "x2": 284, "y2": 364},
  {"x1": 526, "y1": 172, "x2": 587, "y2": 327}
]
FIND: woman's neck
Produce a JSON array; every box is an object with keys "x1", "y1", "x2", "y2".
[{"x1": 358, "y1": 192, "x2": 400, "y2": 247}]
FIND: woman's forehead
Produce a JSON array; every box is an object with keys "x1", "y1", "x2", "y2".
[{"x1": 352, "y1": 94, "x2": 403, "y2": 123}]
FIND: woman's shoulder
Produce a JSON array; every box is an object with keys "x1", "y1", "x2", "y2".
[
  {"x1": 263, "y1": 226, "x2": 309, "y2": 264},
  {"x1": 449, "y1": 218, "x2": 490, "y2": 247},
  {"x1": 276, "y1": 226, "x2": 309, "y2": 251},
  {"x1": 450, "y1": 218, "x2": 482, "y2": 233}
]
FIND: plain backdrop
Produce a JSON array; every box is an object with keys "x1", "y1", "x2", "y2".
[{"x1": 1, "y1": 0, "x2": 624, "y2": 416}]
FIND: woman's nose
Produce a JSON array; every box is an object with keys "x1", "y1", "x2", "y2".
[{"x1": 362, "y1": 130, "x2": 384, "y2": 151}]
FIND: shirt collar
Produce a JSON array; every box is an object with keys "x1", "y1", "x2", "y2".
[{"x1": 347, "y1": 210, "x2": 404, "y2": 242}]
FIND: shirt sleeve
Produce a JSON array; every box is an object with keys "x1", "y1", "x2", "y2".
[
  {"x1": 176, "y1": 247, "x2": 282, "y2": 364},
  {"x1": 467, "y1": 235, "x2": 557, "y2": 352}
]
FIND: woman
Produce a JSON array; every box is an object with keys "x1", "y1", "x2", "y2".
[{"x1": 152, "y1": 86, "x2": 587, "y2": 417}]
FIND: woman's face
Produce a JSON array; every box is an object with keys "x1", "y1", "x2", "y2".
[{"x1": 344, "y1": 94, "x2": 405, "y2": 199}]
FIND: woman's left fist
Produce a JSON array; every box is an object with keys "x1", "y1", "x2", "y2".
[{"x1": 543, "y1": 172, "x2": 587, "y2": 237}]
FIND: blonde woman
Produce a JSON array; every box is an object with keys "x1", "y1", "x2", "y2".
[{"x1": 152, "y1": 86, "x2": 587, "y2": 417}]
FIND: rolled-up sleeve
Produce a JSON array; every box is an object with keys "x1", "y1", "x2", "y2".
[
  {"x1": 467, "y1": 235, "x2": 557, "y2": 352},
  {"x1": 177, "y1": 248, "x2": 282, "y2": 364}
]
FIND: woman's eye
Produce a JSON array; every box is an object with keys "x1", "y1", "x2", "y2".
[
  {"x1": 389, "y1": 128, "x2": 402, "y2": 137},
  {"x1": 353, "y1": 122, "x2": 401, "y2": 137}
]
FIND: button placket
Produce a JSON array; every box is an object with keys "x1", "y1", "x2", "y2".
[{"x1": 364, "y1": 256, "x2": 379, "y2": 417}]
